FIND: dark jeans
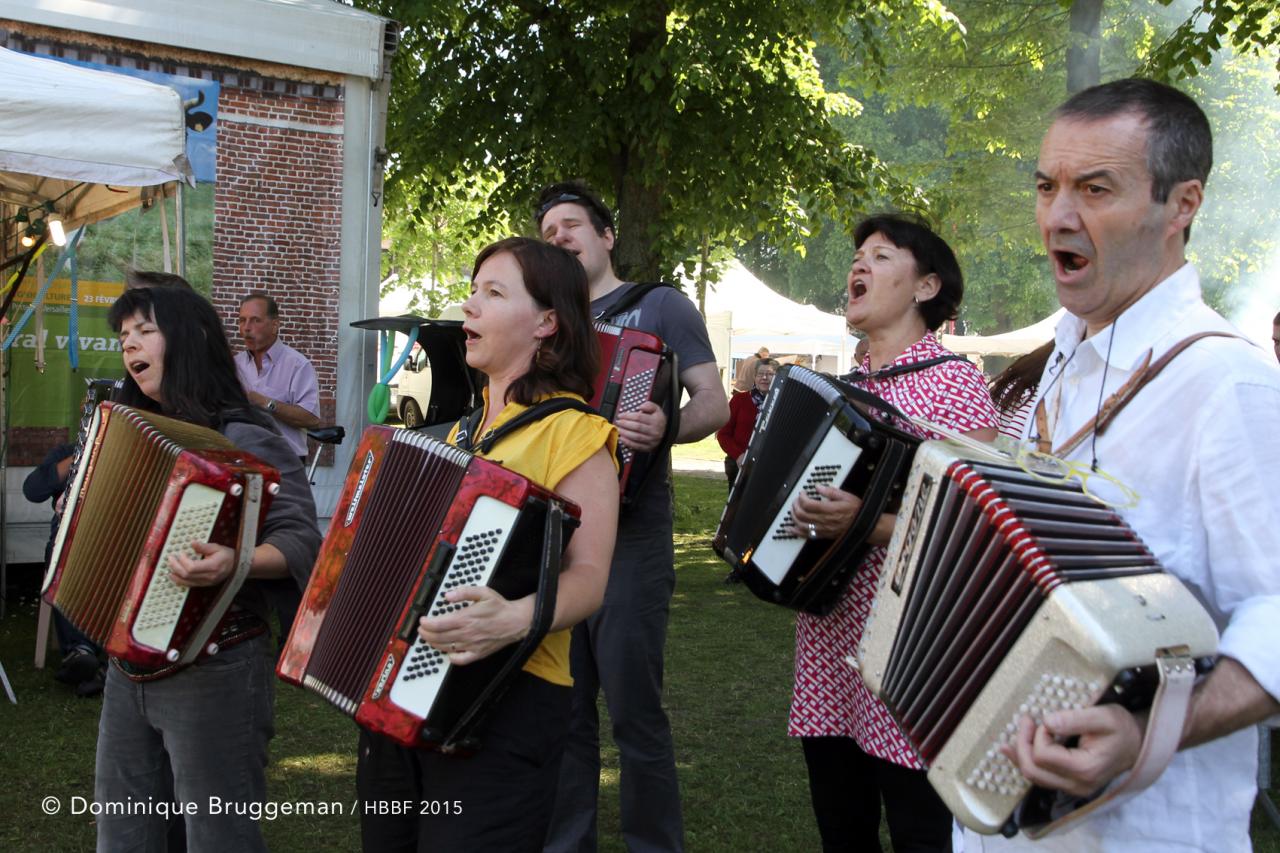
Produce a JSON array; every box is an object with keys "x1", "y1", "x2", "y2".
[
  {"x1": 357, "y1": 671, "x2": 571, "y2": 853},
  {"x1": 544, "y1": 505, "x2": 683, "y2": 853},
  {"x1": 53, "y1": 609, "x2": 100, "y2": 657},
  {"x1": 95, "y1": 636, "x2": 274, "y2": 853},
  {"x1": 801, "y1": 736, "x2": 953, "y2": 853},
  {"x1": 723, "y1": 456, "x2": 739, "y2": 489}
]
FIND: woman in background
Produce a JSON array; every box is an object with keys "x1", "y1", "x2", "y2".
[{"x1": 716, "y1": 357, "x2": 779, "y2": 488}]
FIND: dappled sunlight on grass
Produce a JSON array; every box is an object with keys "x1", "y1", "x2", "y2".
[{"x1": 273, "y1": 753, "x2": 356, "y2": 778}]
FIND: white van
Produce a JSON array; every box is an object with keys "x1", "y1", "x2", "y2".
[{"x1": 392, "y1": 345, "x2": 432, "y2": 427}]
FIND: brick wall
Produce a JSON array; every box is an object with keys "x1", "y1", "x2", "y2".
[{"x1": 211, "y1": 88, "x2": 345, "y2": 464}]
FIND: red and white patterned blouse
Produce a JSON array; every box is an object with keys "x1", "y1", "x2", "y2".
[{"x1": 788, "y1": 332, "x2": 999, "y2": 768}]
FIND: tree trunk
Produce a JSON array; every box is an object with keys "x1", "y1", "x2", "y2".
[
  {"x1": 610, "y1": 1, "x2": 670, "y2": 283},
  {"x1": 1067, "y1": 0, "x2": 1103, "y2": 94},
  {"x1": 696, "y1": 233, "x2": 710, "y2": 317}
]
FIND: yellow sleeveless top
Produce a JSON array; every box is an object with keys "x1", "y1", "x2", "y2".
[{"x1": 448, "y1": 389, "x2": 617, "y2": 685}]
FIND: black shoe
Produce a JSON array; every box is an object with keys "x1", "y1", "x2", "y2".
[
  {"x1": 722, "y1": 570, "x2": 742, "y2": 585},
  {"x1": 55, "y1": 647, "x2": 99, "y2": 685},
  {"x1": 75, "y1": 668, "x2": 105, "y2": 698}
]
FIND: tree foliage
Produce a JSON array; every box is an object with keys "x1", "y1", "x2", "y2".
[
  {"x1": 1142, "y1": 0, "x2": 1280, "y2": 91},
  {"x1": 379, "y1": 174, "x2": 502, "y2": 317},
  {"x1": 359, "y1": 0, "x2": 935, "y2": 283},
  {"x1": 742, "y1": 0, "x2": 1280, "y2": 334}
]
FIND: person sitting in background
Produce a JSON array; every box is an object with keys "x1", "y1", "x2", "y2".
[
  {"x1": 23, "y1": 442, "x2": 104, "y2": 697},
  {"x1": 717, "y1": 357, "x2": 779, "y2": 488}
]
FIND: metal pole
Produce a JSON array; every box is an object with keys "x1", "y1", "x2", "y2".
[{"x1": 175, "y1": 182, "x2": 187, "y2": 279}]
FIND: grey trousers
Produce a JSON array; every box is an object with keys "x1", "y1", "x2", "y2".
[
  {"x1": 94, "y1": 636, "x2": 274, "y2": 853},
  {"x1": 544, "y1": 504, "x2": 684, "y2": 853}
]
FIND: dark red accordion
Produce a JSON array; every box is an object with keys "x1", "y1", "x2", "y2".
[
  {"x1": 42, "y1": 402, "x2": 278, "y2": 669},
  {"x1": 278, "y1": 425, "x2": 580, "y2": 752},
  {"x1": 590, "y1": 321, "x2": 678, "y2": 504}
]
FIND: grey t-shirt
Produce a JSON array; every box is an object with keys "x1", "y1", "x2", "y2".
[{"x1": 592, "y1": 282, "x2": 716, "y2": 528}]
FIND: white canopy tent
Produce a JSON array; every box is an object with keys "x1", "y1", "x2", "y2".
[
  {"x1": 940, "y1": 309, "x2": 1065, "y2": 359},
  {"x1": 2, "y1": 46, "x2": 191, "y2": 581},
  {"x1": 685, "y1": 260, "x2": 854, "y2": 374},
  {"x1": 0, "y1": 46, "x2": 191, "y2": 241}
]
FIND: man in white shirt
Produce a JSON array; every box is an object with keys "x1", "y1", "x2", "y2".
[{"x1": 964, "y1": 78, "x2": 1280, "y2": 851}]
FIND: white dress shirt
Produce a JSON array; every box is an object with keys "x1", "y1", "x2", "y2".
[{"x1": 963, "y1": 263, "x2": 1280, "y2": 852}]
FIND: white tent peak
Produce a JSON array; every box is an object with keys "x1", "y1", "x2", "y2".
[{"x1": 681, "y1": 259, "x2": 854, "y2": 363}]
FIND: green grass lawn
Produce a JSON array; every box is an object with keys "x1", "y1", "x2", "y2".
[{"x1": 2, "y1": 474, "x2": 1278, "y2": 850}]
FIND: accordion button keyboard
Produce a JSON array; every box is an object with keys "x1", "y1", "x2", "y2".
[{"x1": 389, "y1": 497, "x2": 519, "y2": 714}]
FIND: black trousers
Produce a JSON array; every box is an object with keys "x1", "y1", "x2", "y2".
[
  {"x1": 357, "y1": 671, "x2": 571, "y2": 853},
  {"x1": 724, "y1": 456, "x2": 739, "y2": 489},
  {"x1": 801, "y1": 736, "x2": 953, "y2": 853}
]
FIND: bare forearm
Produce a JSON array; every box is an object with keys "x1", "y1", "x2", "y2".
[
  {"x1": 1181, "y1": 656, "x2": 1280, "y2": 750},
  {"x1": 272, "y1": 401, "x2": 322, "y2": 430},
  {"x1": 247, "y1": 542, "x2": 289, "y2": 580},
  {"x1": 676, "y1": 392, "x2": 729, "y2": 443}
]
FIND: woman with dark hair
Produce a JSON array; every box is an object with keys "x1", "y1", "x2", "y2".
[
  {"x1": 789, "y1": 214, "x2": 999, "y2": 852},
  {"x1": 97, "y1": 283, "x2": 321, "y2": 852},
  {"x1": 357, "y1": 236, "x2": 619, "y2": 853}
]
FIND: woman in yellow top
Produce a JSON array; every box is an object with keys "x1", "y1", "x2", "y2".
[{"x1": 357, "y1": 237, "x2": 619, "y2": 852}]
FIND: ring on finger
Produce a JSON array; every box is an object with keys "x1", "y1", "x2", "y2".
[{"x1": 807, "y1": 522, "x2": 817, "y2": 540}]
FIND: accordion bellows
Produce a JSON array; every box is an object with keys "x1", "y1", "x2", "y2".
[
  {"x1": 858, "y1": 439, "x2": 1218, "y2": 835},
  {"x1": 42, "y1": 402, "x2": 277, "y2": 668},
  {"x1": 278, "y1": 426, "x2": 580, "y2": 753}
]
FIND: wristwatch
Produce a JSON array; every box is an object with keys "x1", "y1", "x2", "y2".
[{"x1": 266, "y1": 399, "x2": 278, "y2": 414}]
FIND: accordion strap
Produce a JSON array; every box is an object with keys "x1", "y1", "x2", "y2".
[
  {"x1": 843, "y1": 354, "x2": 968, "y2": 383},
  {"x1": 593, "y1": 281, "x2": 673, "y2": 323},
  {"x1": 1024, "y1": 648, "x2": 1197, "y2": 839},
  {"x1": 1036, "y1": 331, "x2": 1245, "y2": 457},
  {"x1": 454, "y1": 397, "x2": 599, "y2": 455}
]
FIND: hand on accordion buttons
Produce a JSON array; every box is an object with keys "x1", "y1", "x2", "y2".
[
  {"x1": 791, "y1": 485, "x2": 864, "y2": 541},
  {"x1": 614, "y1": 401, "x2": 667, "y2": 453},
  {"x1": 169, "y1": 541, "x2": 237, "y2": 587},
  {"x1": 418, "y1": 586, "x2": 533, "y2": 666},
  {"x1": 1001, "y1": 706, "x2": 1144, "y2": 799}
]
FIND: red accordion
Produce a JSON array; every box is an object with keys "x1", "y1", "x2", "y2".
[
  {"x1": 42, "y1": 402, "x2": 278, "y2": 669},
  {"x1": 278, "y1": 425, "x2": 580, "y2": 752},
  {"x1": 590, "y1": 321, "x2": 678, "y2": 504}
]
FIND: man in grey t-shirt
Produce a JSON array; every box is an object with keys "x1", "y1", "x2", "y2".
[{"x1": 538, "y1": 181, "x2": 728, "y2": 853}]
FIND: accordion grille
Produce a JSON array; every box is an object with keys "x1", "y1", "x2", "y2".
[
  {"x1": 881, "y1": 459, "x2": 1159, "y2": 762},
  {"x1": 303, "y1": 435, "x2": 468, "y2": 709}
]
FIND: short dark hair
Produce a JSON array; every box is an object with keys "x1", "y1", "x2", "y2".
[
  {"x1": 239, "y1": 291, "x2": 280, "y2": 319},
  {"x1": 1055, "y1": 78, "x2": 1212, "y2": 205},
  {"x1": 125, "y1": 269, "x2": 193, "y2": 290},
  {"x1": 852, "y1": 214, "x2": 963, "y2": 331},
  {"x1": 470, "y1": 237, "x2": 600, "y2": 406},
  {"x1": 534, "y1": 180, "x2": 615, "y2": 236},
  {"x1": 108, "y1": 286, "x2": 269, "y2": 430}
]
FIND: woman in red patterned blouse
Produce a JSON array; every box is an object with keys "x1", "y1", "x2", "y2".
[{"x1": 789, "y1": 214, "x2": 999, "y2": 852}]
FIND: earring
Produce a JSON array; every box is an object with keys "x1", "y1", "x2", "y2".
[{"x1": 913, "y1": 296, "x2": 920, "y2": 304}]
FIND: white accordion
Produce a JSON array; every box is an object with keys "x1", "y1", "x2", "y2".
[{"x1": 858, "y1": 439, "x2": 1218, "y2": 837}]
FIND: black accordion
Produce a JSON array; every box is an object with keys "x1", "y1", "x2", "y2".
[{"x1": 713, "y1": 365, "x2": 920, "y2": 614}]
